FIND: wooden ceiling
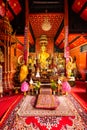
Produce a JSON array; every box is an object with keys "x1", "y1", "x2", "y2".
[
  {"x1": 0, "y1": 0, "x2": 87, "y2": 50},
  {"x1": 29, "y1": 13, "x2": 64, "y2": 38}
]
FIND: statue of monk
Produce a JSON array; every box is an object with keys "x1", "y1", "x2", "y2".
[{"x1": 38, "y1": 45, "x2": 49, "y2": 69}]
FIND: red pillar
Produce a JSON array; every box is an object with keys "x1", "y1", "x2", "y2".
[
  {"x1": 24, "y1": 0, "x2": 29, "y2": 65},
  {"x1": 85, "y1": 52, "x2": 87, "y2": 81},
  {"x1": 64, "y1": 0, "x2": 69, "y2": 76}
]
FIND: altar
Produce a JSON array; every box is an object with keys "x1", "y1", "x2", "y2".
[
  {"x1": 27, "y1": 35, "x2": 73, "y2": 96},
  {"x1": 32, "y1": 73, "x2": 58, "y2": 84}
]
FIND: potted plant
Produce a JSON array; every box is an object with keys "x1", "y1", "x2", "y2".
[
  {"x1": 51, "y1": 80, "x2": 57, "y2": 95},
  {"x1": 34, "y1": 81, "x2": 41, "y2": 94}
]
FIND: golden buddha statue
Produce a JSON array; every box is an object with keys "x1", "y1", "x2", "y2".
[{"x1": 38, "y1": 45, "x2": 49, "y2": 69}]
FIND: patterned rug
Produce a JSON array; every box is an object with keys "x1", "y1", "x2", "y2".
[
  {"x1": 0, "y1": 94, "x2": 23, "y2": 128},
  {"x1": 17, "y1": 95, "x2": 76, "y2": 117},
  {"x1": 2, "y1": 94, "x2": 87, "y2": 130}
]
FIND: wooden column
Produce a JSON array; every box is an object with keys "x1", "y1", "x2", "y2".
[
  {"x1": 64, "y1": 0, "x2": 69, "y2": 76},
  {"x1": 24, "y1": 0, "x2": 29, "y2": 65},
  {"x1": 7, "y1": 36, "x2": 10, "y2": 88},
  {"x1": 85, "y1": 52, "x2": 87, "y2": 93},
  {"x1": 64, "y1": 0, "x2": 68, "y2": 49},
  {"x1": 7, "y1": 36, "x2": 12, "y2": 89},
  {"x1": 4, "y1": 36, "x2": 8, "y2": 89},
  {"x1": 85, "y1": 52, "x2": 87, "y2": 81}
]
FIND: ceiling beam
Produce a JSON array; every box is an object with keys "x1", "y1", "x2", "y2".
[
  {"x1": 57, "y1": 39, "x2": 64, "y2": 48},
  {"x1": 60, "y1": 35, "x2": 81, "y2": 50},
  {"x1": 54, "y1": 19, "x2": 64, "y2": 42},
  {"x1": 69, "y1": 35, "x2": 81, "y2": 45},
  {"x1": 33, "y1": 1, "x2": 60, "y2": 4},
  {"x1": 78, "y1": 2, "x2": 87, "y2": 15}
]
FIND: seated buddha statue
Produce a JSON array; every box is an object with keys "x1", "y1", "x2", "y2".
[{"x1": 38, "y1": 45, "x2": 49, "y2": 70}]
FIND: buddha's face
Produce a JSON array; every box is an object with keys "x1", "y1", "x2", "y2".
[{"x1": 41, "y1": 45, "x2": 46, "y2": 52}]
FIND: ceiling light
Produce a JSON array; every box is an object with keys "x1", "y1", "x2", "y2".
[{"x1": 41, "y1": 10, "x2": 51, "y2": 31}]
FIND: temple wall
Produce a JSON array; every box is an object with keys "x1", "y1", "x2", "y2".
[{"x1": 70, "y1": 44, "x2": 86, "y2": 80}]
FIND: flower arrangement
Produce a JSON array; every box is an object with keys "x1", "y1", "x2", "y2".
[
  {"x1": 21, "y1": 81, "x2": 29, "y2": 96},
  {"x1": 34, "y1": 81, "x2": 41, "y2": 90},
  {"x1": 62, "y1": 77, "x2": 71, "y2": 95},
  {"x1": 51, "y1": 80, "x2": 57, "y2": 91}
]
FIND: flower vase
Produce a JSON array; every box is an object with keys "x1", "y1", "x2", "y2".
[
  {"x1": 65, "y1": 92, "x2": 68, "y2": 95},
  {"x1": 36, "y1": 90, "x2": 38, "y2": 95},
  {"x1": 24, "y1": 91, "x2": 27, "y2": 96},
  {"x1": 31, "y1": 90, "x2": 34, "y2": 95},
  {"x1": 53, "y1": 90, "x2": 56, "y2": 95},
  {"x1": 15, "y1": 89, "x2": 18, "y2": 94}
]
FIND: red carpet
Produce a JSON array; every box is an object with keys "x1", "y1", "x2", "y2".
[
  {"x1": 2, "y1": 95, "x2": 86, "y2": 129},
  {"x1": 0, "y1": 94, "x2": 23, "y2": 127},
  {"x1": 25, "y1": 116, "x2": 75, "y2": 130},
  {"x1": 71, "y1": 81, "x2": 87, "y2": 112}
]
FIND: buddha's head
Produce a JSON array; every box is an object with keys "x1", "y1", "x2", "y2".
[{"x1": 41, "y1": 45, "x2": 46, "y2": 52}]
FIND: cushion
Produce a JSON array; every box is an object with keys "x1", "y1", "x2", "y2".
[
  {"x1": 40, "y1": 88, "x2": 52, "y2": 95},
  {"x1": 35, "y1": 94, "x2": 58, "y2": 109}
]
